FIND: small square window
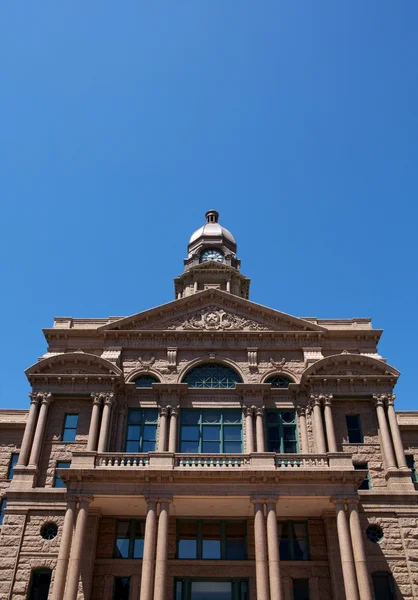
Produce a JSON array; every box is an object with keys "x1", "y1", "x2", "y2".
[
  {"x1": 346, "y1": 415, "x2": 363, "y2": 443},
  {"x1": 7, "y1": 454, "x2": 19, "y2": 480},
  {"x1": 62, "y1": 414, "x2": 79, "y2": 442},
  {"x1": 354, "y1": 463, "x2": 371, "y2": 490},
  {"x1": 53, "y1": 461, "x2": 71, "y2": 488}
]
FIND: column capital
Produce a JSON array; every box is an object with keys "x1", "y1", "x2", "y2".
[
  {"x1": 91, "y1": 392, "x2": 104, "y2": 406},
  {"x1": 323, "y1": 393, "x2": 334, "y2": 406},
  {"x1": 372, "y1": 393, "x2": 387, "y2": 407},
  {"x1": 345, "y1": 497, "x2": 360, "y2": 508},
  {"x1": 386, "y1": 393, "x2": 396, "y2": 407},
  {"x1": 330, "y1": 496, "x2": 346, "y2": 510},
  {"x1": 250, "y1": 497, "x2": 266, "y2": 505},
  {"x1": 309, "y1": 393, "x2": 322, "y2": 407},
  {"x1": 144, "y1": 497, "x2": 159, "y2": 506},
  {"x1": 159, "y1": 406, "x2": 170, "y2": 417},
  {"x1": 157, "y1": 497, "x2": 173, "y2": 505},
  {"x1": 255, "y1": 406, "x2": 265, "y2": 417},
  {"x1": 170, "y1": 405, "x2": 179, "y2": 417},
  {"x1": 296, "y1": 405, "x2": 307, "y2": 417},
  {"x1": 65, "y1": 494, "x2": 79, "y2": 505},
  {"x1": 77, "y1": 495, "x2": 94, "y2": 507},
  {"x1": 103, "y1": 393, "x2": 115, "y2": 407},
  {"x1": 28, "y1": 392, "x2": 43, "y2": 406},
  {"x1": 243, "y1": 405, "x2": 255, "y2": 417}
]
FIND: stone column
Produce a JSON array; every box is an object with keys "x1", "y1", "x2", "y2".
[
  {"x1": 115, "y1": 403, "x2": 127, "y2": 452},
  {"x1": 28, "y1": 393, "x2": 52, "y2": 468},
  {"x1": 17, "y1": 393, "x2": 41, "y2": 466},
  {"x1": 373, "y1": 395, "x2": 397, "y2": 469},
  {"x1": 87, "y1": 393, "x2": 103, "y2": 452},
  {"x1": 297, "y1": 407, "x2": 309, "y2": 453},
  {"x1": 347, "y1": 500, "x2": 373, "y2": 600},
  {"x1": 332, "y1": 499, "x2": 360, "y2": 600},
  {"x1": 64, "y1": 496, "x2": 92, "y2": 600},
  {"x1": 158, "y1": 407, "x2": 169, "y2": 452},
  {"x1": 51, "y1": 496, "x2": 77, "y2": 600},
  {"x1": 97, "y1": 393, "x2": 114, "y2": 453},
  {"x1": 244, "y1": 406, "x2": 255, "y2": 453},
  {"x1": 256, "y1": 407, "x2": 266, "y2": 453},
  {"x1": 139, "y1": 498, "x2": 158, "y2": 600},
  {"x1": 153, "y1": 499, "x2": 171, "y2": 600},
  {"x1": 311, "y1": 395, "x2": 327, "y2": 454},
  {"x1": 386, "y1": 395, "x2": 408, "y2": 469},
  {"x1": 168, "y1": 406, "x2": 179, "y2": 453},
  {"x1": 324, "y1": 394, "x2": 337, "y2": 453},
  {"x1": 252, "y1": 500, "x2": 270, "y2": 600},
  {"x1": 266, "y1": 500, "x2": 283, "y2": 600}
]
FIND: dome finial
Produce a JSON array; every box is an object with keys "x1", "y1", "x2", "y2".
[{"x1": 205, "y1": 209, "x2": 219, "y2": 224}]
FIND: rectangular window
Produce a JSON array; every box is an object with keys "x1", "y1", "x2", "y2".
[
  {"x1": 113, "y1": 576, "x2": 130, "y2": 600},
  {"x1": 265, "y1": 410, "x2": 298, "y2": 453},
  {"x1": 278, "y1": 521, "x2": 310, "y2": 561},
  {"x1": 7, "y1": 453, "x2": 19, "y2": 479},
  {"x1": 62, "y1": 414, "x2": 79, "y2": 442},
  {"x1": 114, "y1": 519, "x2": 145, "y2": 559},
  {"x1": 180, "y1": 410, "x2": 242, "y2": 454},
  {"x1": 175, "y1": 578, "x2": 249, "y2": 599},
  {"x1": 406, "y1": 455, "x2": 417, "y2": 483},
  {"x1": 0, "y1": 498, "x2": 7, "y2": 525},
  {"x1": 346, "y1": 415, "x2": 363, "y2": 443},
  {"x1": 293, "y1": 578, "x2": 310, "y2": 600},
  {"x1": 53, "y1": 461, "x2": 71, "y2": 488},
  {"x1": 125, "y1": 409, "x2": 158, "y2": 452},
  {"x1": 355, "y1": 463, "x2": 371, "y2": 490},
  {"x1": 177, "y1": 520, "x2": 247, "y2": 560}
]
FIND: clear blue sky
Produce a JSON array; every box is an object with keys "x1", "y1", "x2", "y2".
[{"x1": 1, "y1": 2, "x2": 417, "y2": 410}]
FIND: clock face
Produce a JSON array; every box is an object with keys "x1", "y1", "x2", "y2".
[{"x1": 200, "y1": 249, "x2": 224, "y2": 263}]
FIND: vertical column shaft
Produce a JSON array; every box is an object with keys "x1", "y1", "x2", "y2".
[
  {"x1": 253, "y1": 501, "x2": 270, "y2": 600},
  {"x1": 115, "y1": 404, "x2": 127, "y2": 452},
  {"x1": 324, "y1": 395, "x2": 337, "y2": 453},
  {"x1": 139, "y1": 499, "x2": 158, "y2": 600},
  {"x1": 52, "y1": 497, "x2": 77, "y2": 600},
  {"x1": 256, "y1": 408, "x2": 266, "y2": 453},
  {"x1": 97, "y1": 394, "x2": 114, "y2": 453},
  {"x1": 311, "y1": 397, "x2": 327, "y2": 454},
  {"x1": 347, "y1": 501, "x2": 373, "y2": 600},
  {"x1": 386, "y1": 397, "x2": 408, "y2": 469},
  {"x1": 267, "y1": 500, "x2": 283, "y2": 600},
  {"x1": 87, "y1": 394, "x2": 102, "y2": 452},
  {"x1": 28, "y1": 394, "x2": 52, "y2": 467},
  {"x1": 158, "y1": 407, "x2": 169, "y2": 452},
  {"x1": 17, "y1": 394, "x2": 41, "y2": 466},
  {"x1": 168, "y1": 406, "x2": 179, "y2": 453},
  {"x1": 373, "y1": 396, "x2": 397, "y2": 469},
  {"x1": 297, "y1": 407, "x2": 309, "y2": 453},
  {"x1": 153, "y1": 500, "x2": 170, "y2": 600},
  {"x1": 245, "y1": 406, "x2": 255, "y2": 453},
  {"x1": 64, "y1": 497, "x2": 91, "y2": 600},
  {"x1": 333, "y1": 499, "x2": 360, "y2": 600}
]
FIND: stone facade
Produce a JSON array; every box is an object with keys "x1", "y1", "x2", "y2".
[{"x1": 0, "y1": 210, "x2": 417, "y2": 600}]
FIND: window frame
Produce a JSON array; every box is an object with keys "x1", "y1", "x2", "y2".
[
  {"x1": 345, "y1": 414, "x2": 364, "y2": 443},
  {"x1": 265, "y1": 409, "x2": 298, "y2": 453},
  {"x1": 134, "y1": 375, "x2": 159, "y2": 388},
  {"x1": 182, "y1": 363, "x2": 242, "y2": 389},
  {"x1": 265, "y1": 375, "x2": 294, "y2": 389},
  {"x1": 61, "y1": 414, "x2": 79, "y2": 442},
  {"x1": 354, "y1": 462, "x2": 371, "y2": 490},
  {"x1": 278, "y1": 520, "x2": 310, "y2": 561},
  {"x1": 174, "y1": 577, "x2": 249, "y2": 600},
  {"x1": 124, "y1": 408, "x2": 158, "y2": 453},
  {"x1": 7, "y1": 453, "x2": 19, "y2": 479},
  {"x1": 53, "y1": 461, "x2": 71, "y2": 488},
  {"x1": 179, "y1": 409, "x2": 243, "y2": 454},
  {"x1": 176, "y1": 519, "x2": 247, "y2": 560},
  {"x1": 406, "y1": 455, "x2": 417, "y2": 483},
  {"x1": 28, "y1": 568, "x2": 52, "y2": 600},
  {"x1": 113, "y1": 519, "x2": 145, "y2": 559}
]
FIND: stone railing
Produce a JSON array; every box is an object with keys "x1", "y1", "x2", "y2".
[
  {"x1": 175, "y1": 454, "x2": 249, "y2": 468},
  {"x1": 96, "y1": 454, "x2": 150, "y2": 467},
  {"x1": 276, "y1": 454, "x2": 329, "y2": 468}
]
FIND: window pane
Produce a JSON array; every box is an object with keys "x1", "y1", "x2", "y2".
[
  {"x1": 284, "y1": 442, "x2": 297, "y2": 453},
  {"x1": 7, "y1": 454, "x2": 19, "y2": 479},
  {"x1": 224, "y1": 426, "x2": 241, "y2": 441},
  {"x1": 143, "y1": 409, "x2": 158, "y2": 423},
  {"x1": 283, "y1": 426, "x2": 296, "y2": 441},
  {"x1": 267, "y1": 427, "x2": 280, "y2": 441},
  {"x1": 223, "y1": 410, "x2": 242, "y2": 424},
  {"x1": 182, "y1": 411, "x2": 200, "y2": 425},
  {"x1": 176, "y1": 581, "x2": 183, "y2": 600},
  {"x1": 125, "y1": 440, "x2": 139, "y2": 452},
  {"x1": 128, "y1": 410, "x2": 142, "y2": 425},
  {"x1": 116, "y1": 521, "x2": 131, "y2": 537},
  {"x1": 191, "y1": 581, "x2": 232, "y2": 597},
  {"x1": 202, "y1": 441, "x2": 221, "y2": 453},
  {"x1": 178, "y1": 521, "x2": 198, "y2": 558},
  {"x1": 346, "y1": 415, "x2": 363, "y2": 443},
  {"x1": 202, "y1": 521, "x2": 221, "y2": 558},
  {"x1": 0, "y1": 499, "x2": 7, "y2": 525},
  {"x1": 181, "y1": 426, "x2": 200, "y2": 441},
  {"x1": 293, "y1": 578, "x2": 310, "y2": 600},
  {"x1": 225, "y1": 522, "x2": 246, "y2": 559},
  {"x1": 266, "y1": 412, "x2": 279, "y2": 423},
  {"x1": 133, "y1": 538, "x2": 144, "y2": 558},
  {"x1": 113, "y1": 576, "x2": 130, "y2": 600},
  {"x1": 127, "y1": 425, "x2": 141, "y2": 441},
  {"x1": 65, "y1": 415, "x2": 79, "y2": 428},
  {"x1": 62, "y1": 429, "x2": 76, "y2": 442},
  {"x1": 371, "y1": 573, "x2": 395, "y2": 600},
  {"x1": 142, "y1": 440, "x2": 156, "y2": 452},
  {"x1": 224, "y1": 441, "x2": 242, "y2": 453},
  {"x1": 180, "y1": 441, "x2": 199, "y2": 453},
  {"x1": 178, "y1": 539, "x2": 197, "y2": 558},
  {"x1": 143, "y1": 425, "x2": 157, "y2": 441},
  {"x1": 202, "y1": 411, "x2": 222, "y2": 424},
  {"x1": 203, "y1": 425, "x2": 221, "y2": 440},
  {"x1": 115, "y1": 538, "x2": 130, "y2": 559},
  {"x1": 292, "y1": 523, "x2": 309, "y2": 560}
]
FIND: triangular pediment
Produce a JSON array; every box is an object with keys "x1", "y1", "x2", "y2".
[{"x1": 98, "y1": 290, "x2": 326, "y2": 333}]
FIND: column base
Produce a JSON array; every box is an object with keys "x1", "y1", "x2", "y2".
[
  {"x1": 9, "y1": 465, "x2": 38, "y2": 489},
  {"x1": 386, "y1": 468, "x2": 415, "y2": 490}
]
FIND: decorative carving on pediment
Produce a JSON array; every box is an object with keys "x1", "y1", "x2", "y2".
[
  {"x1": 162, "y1": 307, "x2": 272, "y2": 331},
  {"x1": 138, "y1": 356, "x2": 155, "y2": 369},
  {"x1": 269, "y1": 357, "x2": 286, "y2": 369}
]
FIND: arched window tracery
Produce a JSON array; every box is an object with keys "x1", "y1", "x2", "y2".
[
  {"x1": 265, "y1": 374, "x2": 294, "y2": 389},
  {"x1": 134, "y1": 375, "x2": 160, "y2": 388},
  {"x1": 182, "y1": 363, "x2": 242, "y2": 389}
]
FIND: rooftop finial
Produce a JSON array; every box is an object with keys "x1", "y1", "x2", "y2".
[{"x1": 205, "y1": 209, "x2": 219, "y2": 224}]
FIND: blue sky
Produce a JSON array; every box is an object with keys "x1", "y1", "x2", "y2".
[{"x1": 1, "y1": 2, "x2": 417, "y2": 410}]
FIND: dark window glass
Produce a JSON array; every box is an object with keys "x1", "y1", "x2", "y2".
[
  {"x1": 113, "y1": 577, "x2": 130, "y2": 600},
  {"x1": 7, "y1": 453, "x2": 19, "y2": 479},
  {"x1": 175, "y1": 578, "x2": 249, "y2": 599},
  {"x1": 293, "y1": 578, "x2": 310, "y2": 600},
  {"x1": 265, "y1": 410, "x2": 298, "y2": 453},
  {"x1": 28, "y1": 568, "x2": 52, "y2": 600},
  {"x1": 114, "y1": 519, "x2": 145, "y2": 559},
  {"x1": 62, "y1": 414, "x2": 79, "y2": 442},
  {"x1": 182, "y1": 363, "x2": 242, "y2": 389},
  {"x1": 346, "y1": 415, "x2": 363, "y2": 443},
  {"x1": 278, "y1": 521, "x2": 310, "y2": 561},
  {"x1": 0, "y1": 498, "x2": 7, "y2": 525},
  {"x1": 134, "y1": 375, "x2": 159, "y2": 388},
  {"x1": 265, "y1": 375, "x2": 294, "y2": 388},
  {"x1": 177, "y1": 520, "x2": 246, "y2": 560},
  {"x1": 355, "y1": 463, "x2": 371, "y2": 490},
  {"x1": 180, "y1": 410, "x2": 242, "y2": 454},
  {"x1": 406, "y1": 455, "x2": 417, "y2": 483},
  {"x1": 371, "y1": 572, "x2": 395, "y2": 600},
  {"x1": 53, "y1": 461, "x2": 71, "y2": 488},
  {"x1": 124, "y1": 409, "x2": 158, "y2": 452}
]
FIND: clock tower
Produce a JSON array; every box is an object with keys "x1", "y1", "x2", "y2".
[{"x1": 174, "y1": 209, "x2": 251, "y2": 299}]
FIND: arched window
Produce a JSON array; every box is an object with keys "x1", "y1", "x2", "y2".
[
  {"x1": 28, "y1": 568, "x2": 52, "y2": 600},
  {"x1": 134, "y1": 375, "x2": 159, "y2": 388},
  {"x1": 371, "y1": 572, "x2": 395, "y2": 600},
  {"x1": 265, "y1": 375, "x2": 294, "y2": 389},
  {"x1": 183, "y1": 363, "x2": 242, "y2": 389}
]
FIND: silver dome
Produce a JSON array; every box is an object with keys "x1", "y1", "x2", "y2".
[{"x1": 189, "y1": 210, "x2": 236, "y2": 245}]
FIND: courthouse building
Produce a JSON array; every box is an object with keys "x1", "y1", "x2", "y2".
[{"x1": 1, "y1": 210, "x2": 418, "y2": 600}]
